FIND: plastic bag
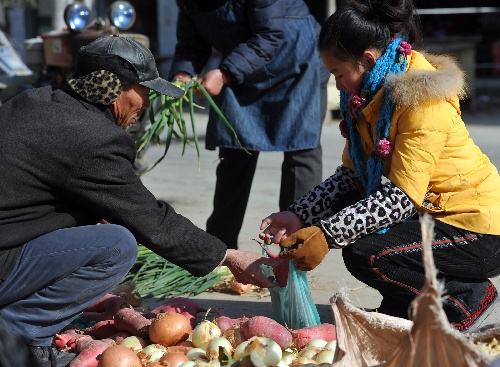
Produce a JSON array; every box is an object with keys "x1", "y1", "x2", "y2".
[{"x1": 261, "y1": 245, "x2": 321, "y2": 329}]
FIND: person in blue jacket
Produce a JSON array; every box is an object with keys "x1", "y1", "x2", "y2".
[{"x1": 170, "y1": 0, "x2": 331, "y2": 249}]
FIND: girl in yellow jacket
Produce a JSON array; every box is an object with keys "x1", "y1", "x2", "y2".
[{"x1": 259, "y1": 0, "x2": 500, "y2": 332}]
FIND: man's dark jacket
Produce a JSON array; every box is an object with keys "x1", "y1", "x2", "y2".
[{"x1": 0, "y1": 86, "x2": 226, "y2": 281}]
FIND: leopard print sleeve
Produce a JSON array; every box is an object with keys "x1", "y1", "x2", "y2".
[
  {"x1": 289, "y1": 166, "x2": 359, "y2": 225},
  {"x1": 319, "y1": 181, "x2": 417, "y2": 249}
]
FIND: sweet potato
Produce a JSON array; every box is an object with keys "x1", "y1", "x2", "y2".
[
  {"x1": 85, "y1": 294, "x2": 117, "y2": 313},
  {"x1": 241, "y1": 316, "x2": 293, "y2": 350},
  {"x1": 114, "y1": 307, "x2": 152, "y2": 339},
  {"x1": 216, "y1": 315, "x2": 250, "y2": 334},
  {"x1": 84, "y1": 320, "x2": 119, "y2": 339},
  {"x1": 80, "y1": 295, "x2": 131, "y2": 322},
  {"x1": 68, "y1": 338, "x2": 115, "y2": 367},
  {"x1": 291, "y1": 323, "x2": 337, "y2": 349},
  {"x1": 54, "y1": 333, "x2": 93, "y2": 352}
]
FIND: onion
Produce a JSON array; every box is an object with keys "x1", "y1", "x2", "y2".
[
  {"x1": 298, "y1": 346, "x2": 322, "y2": 360},
  {"x1": 138, "y1": 344, "x2": 168, "y2": 363},
  {"x1": 324, "y1": 340, "x2": 337, "y2": 351},
  {"x1": 281, "y1": 350, "x2": 297, "y2": 366},
  {"x1": 289, "y1": 357, "x2": 317, "y2": 366},
  {"x1": 149, "y1": 312, "x2": 192, "y2": 347},
  {"x1": 205, "y1": 336, "x2": 234, "y2": 360},
  {"x1": 120, "y1": 336, "x2": 148, "y2": 352},
  {"x1": 186, "y1": 348, "x2": 207, "y2": 361},
  {"x1": 233, "y1": 336, "x2": 282, "y2": 366},
  {"x1": 191, "y1": 320, "x2": 221, "y2": 349},
  {"x1": 315, "y1": 349, "x2": 335, "y2": 364},
  {"x1": 166, "y1": 345, "x2": 193, "y2": 354},
  {"x1": 177, "y1": 340, "x2": 195, "y2": 348},
  {"x1": 230, "y1": 278, "x2": 253, "y2": 294},
  {"x1": 159, "y1": 352, "x2": 189, "y2": 367},
  {"x1": 306, "y1": 339, "x2": 327, "y2": 348},
  {"x1": 96, "y1": 345, "x2": 142, "y2": 367},
  {"x1": 223, "y1": 326, "x2": 246, "y2": 348}
]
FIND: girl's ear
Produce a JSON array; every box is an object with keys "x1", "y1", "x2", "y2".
[{"x1": 361, "y1": 50, "x2": 379, "y2": 70}]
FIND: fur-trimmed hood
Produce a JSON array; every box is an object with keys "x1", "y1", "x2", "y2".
[{"x1": 386, "y1": 51, "x2": 468, "y2": 108}]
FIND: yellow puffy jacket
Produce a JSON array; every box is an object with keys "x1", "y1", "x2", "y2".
[{"x1": 342, "y1": 51, "x2": 500, "y2": 234}]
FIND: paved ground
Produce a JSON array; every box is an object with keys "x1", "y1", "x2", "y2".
[{"x1": 138, "y1": 106, "x2": 500, "y2": 325}]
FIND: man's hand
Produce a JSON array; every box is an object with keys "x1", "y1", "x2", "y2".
[
  {"x1": 279, "y1": 226, "x2": 329, "y2": 271},
  {"x1": 222, "y1": 249, "x2": 278, "y2": 288},
  {"x1": 199, "y1": 68, "x2": 229, "y2": 96}
]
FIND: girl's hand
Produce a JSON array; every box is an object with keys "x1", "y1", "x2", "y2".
[{"x1": 259, "y1": 211, "x2": 304, "y2": 244}]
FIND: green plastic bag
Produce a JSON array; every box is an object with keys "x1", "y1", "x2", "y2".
[{"x1": 261, "y1": 245, "x2": 321, "y2": 329}]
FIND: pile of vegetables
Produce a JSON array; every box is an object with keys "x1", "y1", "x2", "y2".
[{"x1": 55, "y1": 295, "x2": 337, "y2": 367}]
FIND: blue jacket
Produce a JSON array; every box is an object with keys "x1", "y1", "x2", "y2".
[{"x1": 170, "y1": 0, "x2": 330, "y2": 151}]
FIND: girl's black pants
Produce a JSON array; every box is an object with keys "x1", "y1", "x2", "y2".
[{"x1": 342, "y1": 217, "x2": 500, "y2": 331}]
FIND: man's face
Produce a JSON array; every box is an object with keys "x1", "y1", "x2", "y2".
[{"x1": 111, "y1": 84, "x2": 151, "y2": 129}]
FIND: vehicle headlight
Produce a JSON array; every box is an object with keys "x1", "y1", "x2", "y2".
[
  {"x1": 64, "y1": 2, "x2": 92, "y2": 32},
  {"x1": 109, "y1": 1, "x2": 136, "y2": 30}
]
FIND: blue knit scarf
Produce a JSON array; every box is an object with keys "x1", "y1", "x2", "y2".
[{"x1": 340, "y1": 38, "x2": 409, "y2": 196}]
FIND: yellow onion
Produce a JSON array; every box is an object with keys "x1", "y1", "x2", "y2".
[
  {"x1": 149, "y1": 312, "x2": 192, "y2": 347},
  {"x1": 159, "y1": 352, "x2": 189, "y2": 367},
  {"x1": 230, "y1": 278, "x2": 253, "y2": 294},
  {"x1": 96, "y1": 345, "x2": 142, "y2": 367}
]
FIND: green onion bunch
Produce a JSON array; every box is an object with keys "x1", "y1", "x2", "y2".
[
  {"x1": 136, "y1": 78, "x2": 244, "y2": 171},
  {"x1": 121, "y1": 245, "x2": 232, "y2": 298}
]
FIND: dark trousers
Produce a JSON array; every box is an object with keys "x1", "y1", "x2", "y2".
[
  {"x1": 342, "y1": 218, "x2": 500, "y2": 330},
  {"x1": 206, "y1": 146, "x2": 323, "y2": 249},
  {"x1": 206, "y1": 86, "x2": 327, "y2": 249},
  {"x1": 0, "y1": 224, "x2": 137, "y2": 346}
]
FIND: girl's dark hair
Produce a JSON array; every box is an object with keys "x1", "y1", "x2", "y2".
[{"x1": 318, "y1": 0, "x2": 422, "y2": 61}]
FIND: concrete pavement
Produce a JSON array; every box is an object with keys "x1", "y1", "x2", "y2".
[{"x1": 139, "y1": 107, "x2": 500, "y2": 324}]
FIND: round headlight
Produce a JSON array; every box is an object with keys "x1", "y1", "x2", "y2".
[
  {"x1": 64, "y1": 2, "x2": 92, "y2": 32},
  {"x1": 109, "y1": 1, "x2": 136, "y2": 30}
]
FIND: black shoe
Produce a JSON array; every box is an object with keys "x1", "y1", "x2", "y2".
[{"x1": 30, "y1": 346, "x2": 76, "y2": 367}]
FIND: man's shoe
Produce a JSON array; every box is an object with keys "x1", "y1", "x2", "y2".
[{"x1": 30, "y1": 346, "x2": 76, "y2": 367}]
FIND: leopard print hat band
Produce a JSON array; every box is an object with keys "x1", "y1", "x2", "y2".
[{"x1": 67, "y1": 70, "x2": 122, "y2": 106}]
